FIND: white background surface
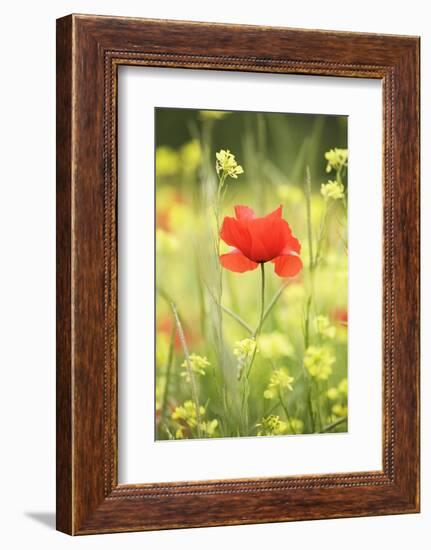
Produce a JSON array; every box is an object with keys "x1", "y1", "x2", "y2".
[
  {"x1": 118, "y1": 67, "x2": 382, "y2": 483},
  {"x1": 0, "y1": 1, "x2": 428, "y2": 548}
]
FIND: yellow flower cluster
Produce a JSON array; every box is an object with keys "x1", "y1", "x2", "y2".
[
  {"x1": 171, "y1": 401, "x2": 218, "y2": 439},
  {"x1": 174, "y1": 419, "x2": 219, "y2": 440},
  {"x1": 215, "y1": 149, "x2": 244, "y2": 179},
  {"x1": 324, "y1": 148, "x2": 348, "y2": 173},
  {"x1": 180, "y1": 353, "x2": 210, "y2": 382},
  {"x1": 172, "y1": 401, "x2": 205, "y2": 429},
  {"x1": 264, "y1": 368, "x2": 294, "y2": 400},
  {"x1": 233, "y1": 338, "x2": 257, "y2": 379},
  {"x1": 327, "y1": 378, "x2": 348, "y2": 418},
  {"x1": 314, "y1": 315, "x2": 336, "y2": 339},
  {"x1": 327, "y1": 378, "x2": 348, "y2": 400},
  {"x1": 304, "y1": 346, "x2": 335, "y2": 380},
  {"x1": 256, "y1": 415, "x2": 288, "y2": 436},
  {"x1": 321, "y1": 180, "x2": 345, "y2": 201},
  {"x1": 200, "y1": 419, "x2": 219, "y2": 436},
  {"x1": 257, "y1": 415, "x2": 304, "y2": 436}
]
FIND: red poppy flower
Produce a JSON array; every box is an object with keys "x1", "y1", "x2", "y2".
[{"x1": 219, "y1": 205, "x2": 302, "y2": 277}]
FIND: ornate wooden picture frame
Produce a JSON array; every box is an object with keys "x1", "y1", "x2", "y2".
[{"x1": 56, "y1": 14, "x2": 420, "y2": 535}]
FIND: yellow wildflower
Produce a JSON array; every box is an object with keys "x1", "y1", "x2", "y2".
[
  {"x1": 256, "y1": 415, "x2": 288, "y2": 436},
  {"x1": 200, "y1": 419, "x2": 219, "y2": 437},
  {"x1": 264, "y1": 368, "x2": 294, "y2": 400},
  {"x1": 180, "y1": 353, "x2": 210, "y2": 382},
  {"x1": 215, "y1": 149, "x2": 244, "y2": 179},
  {"x1": 314, "y1": 315, "x2": 336, "y2": 339},
  {"x1": 172, "y1": 401, "x2": 206, "y2": 429},
  {"x1": 324, "y1": 148, "x2": 348, "y2": 173},
  {"x1": 175, "y1": 426, "x2": 185, "y2": 439},
  {"x1": 321, "y1": 180, "x2": 345, "y2": 201},
  {"x1": 233, "y1": 338, "x2": 257, "y2": 379},
  {"x1": 304, "y1": 346, "x2": 335, "y2": 380}
]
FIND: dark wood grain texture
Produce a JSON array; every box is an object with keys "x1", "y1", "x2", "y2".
[
  {"x1": 56, "y1": 14, "x2": 420, "y2": 535},
  {"x1": 56, "y1": 16, "x2": 73, "y2": 535}
]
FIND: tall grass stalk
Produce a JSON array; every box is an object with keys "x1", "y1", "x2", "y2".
[
  {"x1": 193, "y1": 241, "x2": 207, "y2": 339},
  {"x1": 208, "y1": 278, "x2": 290, "y2": 339},
  {"x1": 213, "y1": 170, "x2": 231, "y2": 424},
  {"x1": 257, "y1": 113, "x2": 267, "y2": 211},
  {"x1": 160, "y1": 325, "x2": 176, "y2": 424},
  {"x1": 322, "y1": 416, "x2": 347, "y2": 433},
  {"x1": 213, "y1": 171, "x2": 227, "y2": 359},
  {"x1": 198, "y1": 122, "x2": 232, "y2": 427},
  {"x1": 171, "y1": 302, "x2": 202, "y2": 438},
  {"x1": 303, "y1": 166, "x2": 317, "y2": 432},
  {"x1": 278, "y1": 388, "x2": 296, "y2": 435}
]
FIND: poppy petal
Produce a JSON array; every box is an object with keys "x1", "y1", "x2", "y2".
[
  {"x1": 220, "y1": 216, "x2": 251, "y2": 252},
  {"x1": 220, "y1": 249, "x2": 259, "y2": 273},
  {"x1": 247, "y1": 214, "x2": 288, "y2": 262},
  {"x1": 272, "y1": 252, "x2": 303, "y2": 278},
  {"x1": 220, "y1": 205, "x2": 301, "y2": 265},
  {"x1": 266, "y1": 205, "x2": 283, "y2": 219},
  {"x1": 280, "y1": 232, "x2": 301, "y2": 255},
  {"x1": 234, "y1": 205, "x2": 255, "y2": 220}
]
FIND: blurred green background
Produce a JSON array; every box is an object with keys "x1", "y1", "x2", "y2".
[{"x1": 156, "y1": 108, "x2": 347, "y2": 191}]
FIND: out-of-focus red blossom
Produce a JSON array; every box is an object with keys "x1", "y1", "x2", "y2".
[
  {"x1": 332, "y1": 307, "x2": 348, "y2": 326},
  {"x1": 156, "y1": 402, "x2": 177, "y2": 423},
  {"x1": 158, "y1": 317, "x2": 200, "y2": 350},
  {"x1": 219, "y1": 205, "x2": 303, "y2": 278},
  {"x1": 156, "y1": 192, "x2": 185, "y2": 232},
  {"x1": 156, "y1": 210, "x2": 171, "y2": 231}
]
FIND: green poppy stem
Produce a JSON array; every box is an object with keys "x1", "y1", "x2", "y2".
[
  {"x1": 242, "y1": 263, "x2": 266, "y2": 434},
  {"x1": 256, "y1": 262, "x2": 266, "y2": 337},
  {"x1": 245, "y1": 263, "x2": 266, "y2": 380},
  {"x1": 278, "y1": 388, "x2": 296, "y2": 435},
  {"x1": 261, "y1": 280, "x2": 289, "y2": 327}
]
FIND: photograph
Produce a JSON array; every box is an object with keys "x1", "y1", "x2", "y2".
[{"x1": 155, "y1": 107, "x2": 349, "y2": 440}]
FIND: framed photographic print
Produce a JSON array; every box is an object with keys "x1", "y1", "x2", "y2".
[{"x1": 56, "y1": 14, "x2": 420, "y2": 534}]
